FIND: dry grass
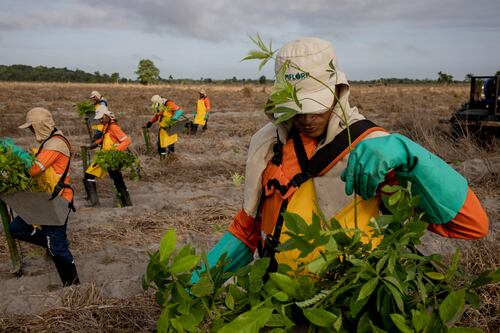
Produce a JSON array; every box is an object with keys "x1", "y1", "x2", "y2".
[{"x1": 0, "y1": 284, "x2": 160, "y2": 332}]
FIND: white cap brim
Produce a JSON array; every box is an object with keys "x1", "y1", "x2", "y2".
[{"x1": 19, "y1": 122, "x2": 32, "y2": 129}]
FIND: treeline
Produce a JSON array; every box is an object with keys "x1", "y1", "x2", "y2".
[
  {"x1": 1, "y1": 64, "x2": 495, "y2": 84},
  {"x1": 0, "y1": 65, "x2": 130, "y2": 83}
]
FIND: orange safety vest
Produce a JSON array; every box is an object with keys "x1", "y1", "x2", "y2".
[{"x1": 258, "y1": 120, "x2": 386, "y2": 270}]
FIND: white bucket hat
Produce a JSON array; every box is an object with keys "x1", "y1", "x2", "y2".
[
  {"x1": 151, "y1": 95, "x2": 163, "y2": 104},
  {"x1": 274, "y1": 37, "x2": 348, "y2": 114},
  {"x1": 94, "y1": 105, "x2": 115, "y2": 120},
  {"x1": 90, "y1": 91, "x2": 102, "y2": 99}
]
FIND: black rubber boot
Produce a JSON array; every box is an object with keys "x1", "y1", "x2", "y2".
[
  {"x1": 52, "y1": 258, "x2": 80, "y2": 286},
  {"x1": 83, "y1": 179, "x2": 100, "y2": 207},
  {"x1": 117, "y1": 186, "x2": 133, "y2": 207}
]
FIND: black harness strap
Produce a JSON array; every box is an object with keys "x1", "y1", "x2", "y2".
[
  {"x1": 288, "y1": 119, "x2": 379, "y2": 189},
  {"x1": 36, "y1": 130, "x2": 76, "y2": 212},
  {"x1": 261, "y1": 119, "x2": 380, "y2": 271}
]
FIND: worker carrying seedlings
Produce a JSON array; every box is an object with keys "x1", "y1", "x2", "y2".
[
  {"x1": 88, "y1": 90, "x2": 108, "y2": 141},
  {"x1": 192, "y1": 88, "x2": 211, "y2": 133},
  {"x1": 191, "y1": 37, "x2": 489, "y2": 282},
  {"x1": 84, "y1": 105, "x2": 133, "y2": 207},
  {"x1": 1, "y1": 107, "x2": 79, "y2": 286},
  {"x1": 145, "y1": 94, "x2": 185, "y2": 156}
]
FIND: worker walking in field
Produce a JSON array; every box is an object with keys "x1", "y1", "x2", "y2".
[
  {"x1": 84, "y1": 105, "x2": 132, "y2": 207},
  {"x1": 88, "y1": 90, "x2": 108, "y2": 141},
  {"x1": 145, "y1": 95, "x2": 185, "y2": 157},
  {"x1": 192, "y1": 89, "x2": 211, "y2": 133},
  {"x1": 192, "y1": 37, "x2": 489, "y2": 282},
  {"x1": 2, "y1": 107, "x2": 79, "y2": 286}
]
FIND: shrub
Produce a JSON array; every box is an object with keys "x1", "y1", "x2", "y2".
[{"x1": 143, "y1": 184, "x2": 500, "y2": 332}]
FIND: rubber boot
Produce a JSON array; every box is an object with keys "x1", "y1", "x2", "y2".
[
  {"x1": 117, "y1": 186, "x2": 133, "y2": 207},
  {"x1": 52, "y1": 257, "x2": 80, "y2": 286},
  {"x1": 83, "y1": 179, "x2": 100, "y2": 207}
]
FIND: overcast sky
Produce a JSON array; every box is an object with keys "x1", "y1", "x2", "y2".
[{"x1": 0, "y1": 0, "x2": 498, "y2": 81}]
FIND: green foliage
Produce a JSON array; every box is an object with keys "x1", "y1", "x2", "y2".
[
  {"x1": 437, "y1": 71, "x2": 454, "y2": 84},
  {"x1": 0, "y1": 146, "x2": 40, "y2": 194},
  {"x1": 144, "y1": 184, "x2": 499, "y2": 332},
  {"x1": 135, "y1": 59, "x2": 160, "y2": 85},
  {"x1": 93, "y1": 149, "x2": 138, "y2": 172},
  {"x1": 0, "y1": 64, "x2": 127, "y2": 83},
  {"x1": 231, "y1": 172, "x2": 245, "y2": 187},
  {"x1": 74, "y1": 100, "x2": 95, "y2": 116},
  {"x1": 110, "y1": 72, "x2": 120, "y2": 83}
]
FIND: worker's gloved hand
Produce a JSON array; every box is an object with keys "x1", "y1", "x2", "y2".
[
  {"x1": 146, "y1": 121, "x2": 152, "y2": 129},
  {"x1": 341, "y1": 133, "x2": 468, "y2": 224},
  {"x1": 0, "y1": 137, "x2": 33, "y2": 169},
  {"x1": 190, "y1": 232, "x2": 253, "y2": 284}
]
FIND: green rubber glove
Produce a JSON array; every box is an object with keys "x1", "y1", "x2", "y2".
[
  {"x1": 341, "y1": 133, "x2": 468, "y2": 224},
  {"x1": 0, "y1": 137, "x2": 33, "y2": 169},
  {"x1": 172, "y1": 109, "x2": 184, "y2": 121},
  {"x1": 190, "y1": 232, "x2": 253, "y2": 284}
]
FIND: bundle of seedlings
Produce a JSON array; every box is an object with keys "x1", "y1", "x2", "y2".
[
  {"x1": 143, "y1": 184, "x2": 500, "y2": 333},
  {"x1": 93, "y1": 149, "x2": 140, "y2": 180},
  {"x1": 74, "y1": 100, "x2": 95, "y2": 117},
  {"x1": 0, "y1": 144, "x2": 40, "y2": 194}
]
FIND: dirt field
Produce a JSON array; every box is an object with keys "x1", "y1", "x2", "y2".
[{"x1": 0, "y1": 82, "x2": 498, "y2": 332}]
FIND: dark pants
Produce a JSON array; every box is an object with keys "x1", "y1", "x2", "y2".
[
  {"x1": 9, "y1": 215, "x2": 74, "y2": 263},
  {"x1": 156, "y1": 138, "x2": 174, "y2": 155},
  {"x1": 85, "y1": 170, "x2": 127, "y2": 190}
]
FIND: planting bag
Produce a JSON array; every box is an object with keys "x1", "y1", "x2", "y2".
[
  {"x1": 86, "y1": 163, "x2": 106, "y2": 178},
  {"x1": 341, "y1": 133, "x2": 468, "y2": 224},
  {"x1": 1, "y1": 192, "x2": 69, "y2": 226},
  {"x1": 167, "y1": 119, "x2": 188, "y2": 135},
  {"x1": 159, "y1": 128, "x2": 178, "y2": 148}
]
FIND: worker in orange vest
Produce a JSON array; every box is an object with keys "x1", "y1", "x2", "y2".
[{"x1": 192, "y1": 89, "x2": 211, "y2": 133}]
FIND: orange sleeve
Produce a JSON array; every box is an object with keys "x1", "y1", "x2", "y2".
[
  {"x1": 428, "y1": 188, "x2": 489, "y2": 240},
  {"x1": 110, "y1": 124, "x2": 131, "y2": 151},
  {"x1": 149, "y1": 113, "x2": 159, "y2": 123},
  {"x1": 166, "y1": 100, "x2": 180, "y2": 111},
  {"x1": 205, "y1": 97, "x2": 211, "y2": 113},
  {"x1": 228, "y1": 209, "x2": 261, "y2": 252},
  {"x1": 30, "y1": 150, "x2": 62, "y2": 177}
]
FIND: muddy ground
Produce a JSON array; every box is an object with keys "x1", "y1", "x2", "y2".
[{"x1": 0, "y1": 82, "x2": 498, "y2": 332}]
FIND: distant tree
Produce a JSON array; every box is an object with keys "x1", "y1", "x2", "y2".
[
  {"x1": 465, "y1": 73, "x2": 474, "y2": 82},
  {"x1": 258, "y1": 75, "x2": 267, "y2": 84},
  {"x1": 135, "y1": 59, "x2": 160, "y2": 85},
  {"x1": 496, "y1": 70, "x2": 500, "y2": 76},
  {"x1": 168, "y1": 75, "x2": 173, "y2": 80},
  {"x1": 111, "y1": 72, "x2": 120, "y2": 83},
  {"x1": 231, "y1": 76, "x2": 237, "y2": 83},
  {"x1": 437, "y1": 71, "x2": 453, "y2": 84}
]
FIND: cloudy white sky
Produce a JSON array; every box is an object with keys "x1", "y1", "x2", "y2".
[{"x1": 1, "y1": 0, "x2": 499, "y2": 81}]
